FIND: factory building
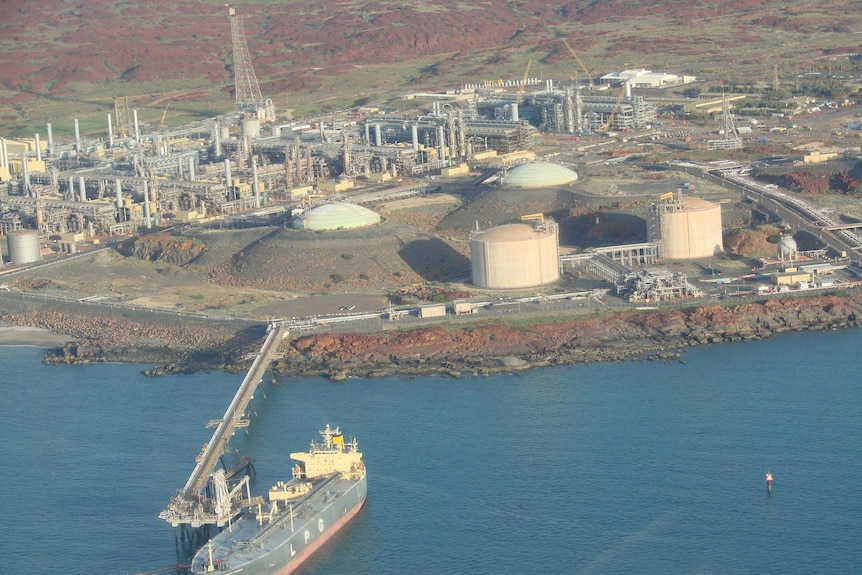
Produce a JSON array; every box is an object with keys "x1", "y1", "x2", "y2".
[
  {"x1": 501, "y1": 162, "x2": 578, "y2": 188},
  {"x1": 477, "y1": 89, "x2": 656, "y2": 133},
  {"x1": 647, "y1": 191, "x2": 723, "y2": 260},
  {"x1": 600, "y1": 69, "x2": 695, "y2": 88},
  {"x1": 291, "y1": 202, "x2": 381, "y2": 231},
  {"x1": 470, "y1": 221, "x2": 560, "y2": 289}
]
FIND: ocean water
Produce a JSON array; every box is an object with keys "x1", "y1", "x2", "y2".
[{"x1": 2, "y1": 328, "x2": 860, "y2": 575}]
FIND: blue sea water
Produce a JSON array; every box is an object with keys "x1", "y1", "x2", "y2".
[{"x1": 2, "y1": 328, "x2": 861, "y2": 575}]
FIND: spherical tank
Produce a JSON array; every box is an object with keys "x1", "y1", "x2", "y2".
[
  {"x1": 470, "y1": 223, "x2": 559, "y2": 289},
  {"x1": 651, "y1": 197, "x2": 723, "y2": 259},
  {"x1": 778, "y1": 235, "x2": 798, "y2": 259},
  {"x1": 7, "y1": 230, "x2": 41, "y2": 264}
]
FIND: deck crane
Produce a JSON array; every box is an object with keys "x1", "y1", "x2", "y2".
[
  {"x1": 515, "y1": 59, "x2": 533, "y2": 106},
  {"x1": 602, "y1": 82, "x2": 627, "y2": 132},
  {"x1": 561, "y1": 39, "x2": 594, "y2": 89}
]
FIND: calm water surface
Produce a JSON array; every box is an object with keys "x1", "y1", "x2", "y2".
[{"x1": 2, "y1": 328, "x2": 860, "y2": 574}]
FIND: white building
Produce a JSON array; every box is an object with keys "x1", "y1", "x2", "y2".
[{"x1": 600, "y1": 69, "x2": 695, "y2": 88}]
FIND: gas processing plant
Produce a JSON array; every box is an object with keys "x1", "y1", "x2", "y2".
[{"x1": 0, "y1": 7, "x2": 696, "y2": 275}]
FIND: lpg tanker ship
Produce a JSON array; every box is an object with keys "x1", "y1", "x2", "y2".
[{"x1": 190, "y1": 424, "x2": 367, "y2": 574}]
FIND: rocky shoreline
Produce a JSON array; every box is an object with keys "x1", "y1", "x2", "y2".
[
  {"x1": 271, "y1": 293, "x2": 862, "y2": 379},
  {"x1": 3, "y1": 292, "x2": 861, "y2": 379}
]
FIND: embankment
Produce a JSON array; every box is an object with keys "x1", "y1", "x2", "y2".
[
  {"x1": 3, "y1": 293, "x2": 861, "y2": 378},
  {"x1": 272, "y1": 294, "x2": 862, "y2": 379}
]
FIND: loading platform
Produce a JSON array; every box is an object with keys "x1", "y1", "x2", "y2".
[{"x1": 159, "y1": 321, "x2": 287, "y2": 529}]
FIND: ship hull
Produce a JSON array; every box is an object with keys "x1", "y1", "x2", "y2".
[{"x1": 191, "y1": 473, "x2": 366, "y2": 575}]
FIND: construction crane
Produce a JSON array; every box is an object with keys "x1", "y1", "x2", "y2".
[
  {"x1": 602, "y1": 82, "x2": 627, "y2": 132},
  {"x1": 515, "y1": 59, "x2": 533, "y2": 106},
  {"x1": 561, "y1": 39, "x2": 594, "y2": 88}
]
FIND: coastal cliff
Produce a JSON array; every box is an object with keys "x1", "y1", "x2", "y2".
[{"x1": 3, "y1": 293, "x2": 860, "y2": 378}]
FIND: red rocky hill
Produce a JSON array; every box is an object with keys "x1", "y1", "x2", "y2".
[{"x1": 2, "y1": 0, "x2": 860, "y2": 129}]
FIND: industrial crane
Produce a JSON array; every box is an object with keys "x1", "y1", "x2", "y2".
[
  {"x1": 515, "y1": 59, "x2": 533, "y2": 106},
  {"x1": 561, "y1": 39, "x2": 594, "y2": 88}
]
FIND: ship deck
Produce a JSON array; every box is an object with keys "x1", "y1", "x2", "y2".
[{"x1": 192, "y1": 472, "x2": 364, "y2": 574}]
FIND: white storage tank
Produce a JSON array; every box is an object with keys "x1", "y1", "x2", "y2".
[
  {"x1": 7, "y1": 229, "x2": 41, "y2": 264},
  {"x1": 240, "y1": 117, "x2": 261, "y2": 138},
  {"x1": 778, "y1": 235, "x2": 798, "y2": 261},
  {"x1": 647, "y1": 195, "x2": 723, "y2": 260},
  {"x1": 292, "y1": 203, "x2": 381, "y2": 231},
  {"x1": 470, "y1": 223, "x2": 559, "y2": 289},
  {"x1": 500, "y1": 162, "x2": 578, "y2": 188}
]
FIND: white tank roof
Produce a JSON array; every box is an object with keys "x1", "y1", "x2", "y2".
[
  {"x1": 501, "y1": 162, "x2": 578, "y2": 188},
  {"x1": 293, "y1": 202, "x2": 381, "y2": 230},
  {"x1": 473, "y1": 223, "x2": 550, "y2": 242}
]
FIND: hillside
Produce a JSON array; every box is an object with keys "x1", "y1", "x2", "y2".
[{"x1": 2, "y1": 0, "x2": 860, "y2": 133}]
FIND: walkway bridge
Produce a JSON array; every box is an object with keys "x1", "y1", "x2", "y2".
[{"x1": 159, "y1": 322, "x2": 287, "y2": 529}]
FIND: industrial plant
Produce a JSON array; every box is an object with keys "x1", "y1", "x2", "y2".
[
  {"x1": 0, "y1": 4, "x2": 686, "y2": 236},
  {"x1": 0, "y1": 5, "x2": 802, "y2": 306}
]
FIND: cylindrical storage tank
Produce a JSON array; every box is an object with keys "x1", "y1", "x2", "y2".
[
  {"x1": 651, "y1": 197, "x2": 723, "y2": 260},
  {"x1": 7, "y1": 230, "x2": 41, "y2": 264},
  {"x1": 470, "y1": 223, "x2": 559, "y2": 289},
  {"x1": 240, "y1": 117, "x2": 261, "y2": 138}
]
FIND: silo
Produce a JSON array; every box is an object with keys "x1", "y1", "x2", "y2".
[
  {"x1": 7, "y1": 230, "x2": 41, "y2": 264},
  {"x1": 648, "y1": 195, "x2": 723, "y2": 260},
  {"x1": 470, "y1": 223, "x2": 559, "y2": 289}
]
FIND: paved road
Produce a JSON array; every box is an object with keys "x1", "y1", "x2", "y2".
[{"x1": 673, "y1": 162, "x2": 860, "y2": 256}]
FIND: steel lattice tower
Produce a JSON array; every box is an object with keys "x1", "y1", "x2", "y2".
[
  {"x1": 113, "y1": 96, "x2": 133, "y2": 138},
  {"x1": 228, "y1": 6, "x2": 264, "y2": 113}
]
